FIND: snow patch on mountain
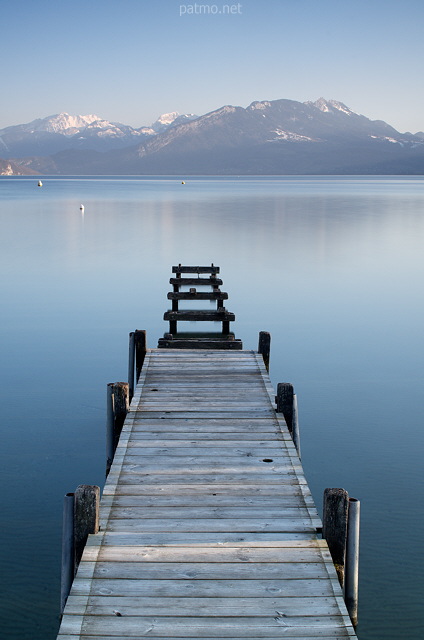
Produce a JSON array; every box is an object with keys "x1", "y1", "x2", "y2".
[
  {"x1": 307, "y1": 98, "x2": 357, "y2": 116},
  {"x1": 248, "y1": 101, "x2": 272, "y2": 110},
  {"x1": 370, "y1": 135, "x2": 403, "y2": 145},
  {"x1": 156, "y1": 112, "x2": 180, "y2": 125},
  {"x1": 32, "y1": 113, "x2": 102, "y2": 135},
  {"x1": 271, "y1": 129, "x2": 316, "y2": 142}
]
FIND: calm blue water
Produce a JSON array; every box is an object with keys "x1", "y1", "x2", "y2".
[{"x1": 0, "y1": 176, "x2": 423, "y2": 639}]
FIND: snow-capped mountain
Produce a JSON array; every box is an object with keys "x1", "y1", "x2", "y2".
[
  {"x1": 2, "y1": 98, "x2": 424, "y2": 175},
  {"x1": 27, "y1": 113, "x2": 102, "y2": 135},
  {"x1": 0, "y1": 111, "x2": 197, "y2": 157}
]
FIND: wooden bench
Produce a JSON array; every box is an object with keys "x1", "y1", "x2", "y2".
[{"x1": 159, "y1": 265, "x2": 241, "y2": 348}]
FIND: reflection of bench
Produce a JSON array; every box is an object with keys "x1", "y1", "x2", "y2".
[{"x1": 158, "y1": 264, "x2": 242, "y2": 349}]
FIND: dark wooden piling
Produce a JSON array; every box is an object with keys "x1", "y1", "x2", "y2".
[
  {"x1": 135, "y1": 330, "x2": 147, "y2": 381},
  {"x1": 129, "y1": 330, "x2": 147, "y2": 399},
  {"x1": 276, "y1": 382, "x2": 294, "y2": 432},
  {"x1": 258, "y1": 331, "x2": 271, "y2": 372},
  {"x1": 276, "y1": 382, "x2": 301, "y2": 457},
  {"x1": 74, "y1": 485, "x2": 100, "y2": 567},
  {"x1": 60, "y1": 493, "x2": 75, "y2": 613},
  {"x1": 322, "y1": 488, "x2": 349, "y2": 586},
  {"x1": 106, "y1": 382, "x2": 129, "y2": 474},
  {"x1": 60, "y1": 485, "x2": 100, "y2": 613}
]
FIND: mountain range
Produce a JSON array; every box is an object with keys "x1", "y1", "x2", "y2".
[{"x1": 2, "y1": 98, "x2": 424, "y2": 175}]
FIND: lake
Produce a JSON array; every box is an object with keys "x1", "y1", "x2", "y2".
[{"x1": 0, "y1": 175, "x2": 423, "y2": 639}]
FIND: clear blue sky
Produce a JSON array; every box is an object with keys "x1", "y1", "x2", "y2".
[{"x1": 2, "y1": 0, "x2": 423, "y2": 132}]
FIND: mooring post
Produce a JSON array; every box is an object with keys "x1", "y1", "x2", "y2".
[
  {"x1": 60, "y1": 492, "x2": 75, "y2": 613},
  {"x1": 135, "y1": 329, "x2": 147, "y2": 382},
  {"x1": 128, "y1": 330, "x2": 147, "y2": 400},
  {"x1": 106, "y1": 382, "x2": 129, "y2": 474},
  {"x1": 74, "y1": 485, "x2": 100, "y2": 568},
  {"x1": 128, "y1": 332, "x2": 136, "y2": 401},
  {"x1": 60, "y1": 485, "x2": 100, "y2": 613},
  {"x1": 292, "y1": 393, "x2": 301, "y2": 459},
  {"x1": 276, "y1": 382, "x2": 294, "y2": 433},
  {"x1": 258, "y1": 331, "x2": 271, "y2": 372},
  {"x1": 345, "y1": 497, "x2": 360, "y2": 627},
  {"x1": 322, "y1": 488, "x2": 349, "y2": 587}
]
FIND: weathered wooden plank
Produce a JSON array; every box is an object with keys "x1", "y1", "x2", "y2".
[
  {"x1": 101, "y1": 494, "x2": 314, "y2": 508},
  {"x1": 82, "y1": 546, "x2": 331, "y2": 563},
  {"x1": 164, "y1": 310, "x2": 235, "y2": 321},
  {"x1": 69, "y1": 577, "x2": 338, "y2": 598},
  {"x1": 172, "y1": 265, "x2": 220, "y2": 274},
  {"x1": 85, "y1": 532, "x2": 317, "y2": 546},
  {"x1": 64, "y1": 594, "x2": 344, "y2": 616},
  {"x1": 130, "y1": 411, "x2": 277, "y2": 419},
  {"x1": 106, "y1": 506, "x2": 314, "y2": 520},
  {"x1": 104, "y1": 519, "x2": 319, "y2": 533},
  {"x1": 128, "y1": 433, "x2": 290, "y2": 441},
  {"x1": 59, "y1": 614, "x2": 354, "y2": 637},
  {"x1": 120, "y1": 447, "x2": 295, "y2": 458},
  {"x1": 77, "y1": 560, "x2": 330, "y2": 580},
  {"x1": 169, "y1": 277, "x2": 223, "y2": 286},
  {"x1": 116, "y1": 459, "x2": 300, "y2": 472},
  {"x1": 58, "y1": 633, "x2": 356, "y2": 639},
  {"x1": 110, "y1": 472, "x2": 307, "y2": 486},
  {"x1": 103, "y1": 483, "x2": 310, "y2": 497},
  {"x1": 168, "y1": 291, "x2": 228, "y2": 300}
]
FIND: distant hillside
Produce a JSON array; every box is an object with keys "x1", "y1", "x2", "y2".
[
  {"x1": 3, "y1": 98, "x2": 424, "y2": 175},
  {"x1": 0, "y1": 158, "x2": 37, "y2": 175},
  {"x1": 0, "y1": 111, "x2": 197, "y2": 157}
]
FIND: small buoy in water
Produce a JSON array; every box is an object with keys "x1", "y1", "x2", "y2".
[
  {"x1": 80, "y1": 204, "x2": 84, "y2": 211},
  {"x1": 181, "y1": 181, "x2": 185, "y2": 184},
  {"x1": 38, "y1": 180, "x2": 43, "y2": 187}
]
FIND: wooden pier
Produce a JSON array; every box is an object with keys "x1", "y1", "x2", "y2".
[{"x1": 57, "y1": 267, "x2": 358, "y2": 639}]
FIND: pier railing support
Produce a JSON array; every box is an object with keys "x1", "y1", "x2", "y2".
[
  {"x1": 106, "y1": 381, "x2": 129, "y2": 474},
  {"x1": 323, "y1": 488, "x2": 349, "y2": 586},
  {"x1": 345, "y1": 497, "x2": 360, "y2": 627},
  {"x1": 60, "y1": 485, "x2": 100, "y2": 613},
  {"x1": 60, "y1": 492, "x2": 75, "y2": 614},
  {"x1": 74, "y1": 485, "x2": 100, "y2": 567},
  {"x1": 276, "y1": 382, "x2": 301, "y2": 457},
  {"x1": 258, "y1": 331, "x2": 271, "y2": 372},
  {"x1": 323, "y1": 488, "x2": 360, "y2": 626},
  {"x1": 128, "y1": 329, "x2": 147, "y2": 400}
]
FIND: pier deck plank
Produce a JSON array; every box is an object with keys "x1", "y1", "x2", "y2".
[{"x1": 57, "y1": 349, "x2": 357, "y2": 639}]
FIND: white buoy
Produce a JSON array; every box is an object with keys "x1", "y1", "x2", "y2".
[{"x1": 79, "y1": 204, "x2": 84, "y2": 212}]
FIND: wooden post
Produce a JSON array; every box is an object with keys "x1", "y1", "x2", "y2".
[
  {"x1": 345, "y1": 497, "x2": 360, "y2": 626},
  {"x1": 276, "y1": 383, "x2": 294, "y2": 433},
  {"x1": 292, "y1": 393, "x2": 301, "y2": 459},
  {"x1": 128, "y1": 332, "x2": 135, "y2": 401},
  {"x1": 323, "y1": 488, "x2": 349, "y2": 587},
  {"x1": 258, "y1": 331, "x2": 271, "y2": 372},
  {"x1": 106, "y1": 382, "x2": 129, "y2": 475},
  {"x1": 135, "y1": 329, "x2": 147, "y2": 382},
  {"x1": 60, "y1": 492, "x2": 75, "y2": 613},
  {"x1": 74, "y1": 485, "x2": 100, "y2": 568}
]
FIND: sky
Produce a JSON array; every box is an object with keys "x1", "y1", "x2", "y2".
[{"x1": 1, "y1": 0, "x2": 424, "y2": 133}]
